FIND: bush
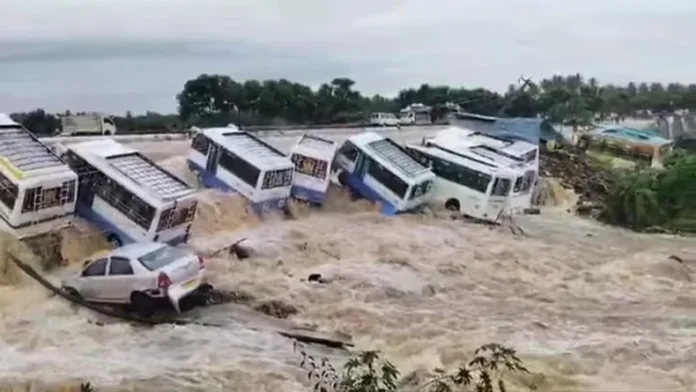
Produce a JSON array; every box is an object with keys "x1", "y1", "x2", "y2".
[
  {"x1": 601, "y1": 150, "x2": 696, "y2": 232},
  {"x1": 294, "y1": 342, "x2": 529, "y2": 392}
]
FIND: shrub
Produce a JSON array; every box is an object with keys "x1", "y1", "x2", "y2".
[{"x1": 294, "y1": 342, "x2": 529, "y2": 392}]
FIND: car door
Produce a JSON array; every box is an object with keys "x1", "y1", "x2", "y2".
[
  {"x1": 79, "y1": 258, "x2": 109, "y2": 301},
  {"x1": 105, "y1": 256, "x2": 136, "y2": 302}
]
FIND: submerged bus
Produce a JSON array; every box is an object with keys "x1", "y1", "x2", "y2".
[
  {"x1": 64, "y1": 139, "x2": 198, "y2": 247},
  {"x1": 289, "y1": 134, "x2": 339, "y2": 205},
  {"x1": 0, "y1": 114, "x2": 78, "y2": 262},
  {"x1": 405, "y1": 139, "x2": 521, "y2": 222},
  {"x1": 187, "y1": 126, "x2": 294, "y2": 214},
  {"x1": 334, "y1": 132, "x2": 435, "y2": 215},
  {"x1": 430, "y1": 126, "x2": 538, "y2": 212}
]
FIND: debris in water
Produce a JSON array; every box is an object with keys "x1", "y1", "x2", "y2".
[{"x1": 254, "y1": 299, "x2": 299, "y2": 319}]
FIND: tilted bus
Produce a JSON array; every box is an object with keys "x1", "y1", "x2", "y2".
[
  {"x1": 64, "y1": 139, "x2": 198, "y2": 247},
  {"x1": 405, "y1": 138, "x2": 522, "y2": 222},
  {"x1": 429, "y1": 126, "x2": 538, "y2": 213},
  {"x1": 289, "y1": 134, "x2": 339, "y2": 205},
  {"x1": 187, "y1": 126, "x2": 294, "y2": 214},
  {"x1": 333, "y1": 132, "x2": 435, "y2": 215},
  {"x1": 0, "y1": 114, "x2": 79, "y2": 260}
]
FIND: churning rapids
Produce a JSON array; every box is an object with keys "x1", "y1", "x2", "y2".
[{"x1": 0, "y1": 148, "x2": 695, "y2": 392}]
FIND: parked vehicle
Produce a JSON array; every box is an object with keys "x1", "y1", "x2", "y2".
[
  {"x1": 333, "y1": 132, "x2": 435, "y2": 215},
  {"x1": 187, "y1": 126, "x2": 294, "y2": 215},
  {"x1": 289, "y1": 134, "x2": 339, "y2": 205},
  {"x1": 64, "y1": 139, "x2": 198, "y2": 247},
  {"x1": 579, "y1": 125, "x2": 673, "y2": 163},
  {"x1": 61, "y1": 242, "x2": 211, "y2": 315},
  {"x1": 369, "y1": 112, "x2": 400, "y2": 127},
  {"x1": 60, "y1": 114, "x2": 117, "y2": 136}
]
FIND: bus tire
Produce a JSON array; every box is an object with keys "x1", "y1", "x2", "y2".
[
  {"x1": 107, "y1": 234, "x2": 123, "y2": 248},
  {"x1": 337, "y1": 171, "x2": 349, "y2": 187},
  {"x1": 130, "y1": 292, "x2": 155, "y2": 317},
  {"x1": 445, "y1": 198, "x2": 460, "y2": 211}
]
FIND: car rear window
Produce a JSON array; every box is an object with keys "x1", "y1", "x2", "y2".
[{"x1": 137, "y1": 245, "x2": 191, "y2": 270}]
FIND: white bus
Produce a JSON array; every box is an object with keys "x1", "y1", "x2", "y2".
[
  {"x1": 334, "y1": 132, "x2": 435, "y2": 215},
  {"x1": 289, "y1": 134, "x2": 339, "y2": 205},
  {"x1": 187, "y1": 126, "x2": 294, "y2": 214},
  {"x1": 404, "y1": 139, "x2": 522, "y2": 222},
  {"x1": 64, "y1": 139, "x2": 199, "y2": 247},
  {"x1": 430, "y1": 126, "x2": 539, "y2": 212},
  {"x1": 0, "y1": 114, "x2": 79, "y2": 242}
]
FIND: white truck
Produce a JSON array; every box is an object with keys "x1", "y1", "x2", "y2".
[{"x1": 60, "y1": 114, "x2": 117, "y2": 136}]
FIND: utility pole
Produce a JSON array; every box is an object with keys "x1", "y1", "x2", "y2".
[{"x1": 496, "y1": 75, "x2": 535, "y2": 117}]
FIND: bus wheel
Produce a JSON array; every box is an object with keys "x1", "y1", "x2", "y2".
[
  {"x1": 445, "y1": 199, "x2": 460, "y2": 211},
  {"x1": 337, "y1": 170, "x2": 349, "y2": 187},
  {"x1": 107, "y1": 234, "x2": 123, "y2": 248}
]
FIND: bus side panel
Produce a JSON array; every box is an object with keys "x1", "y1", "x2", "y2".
[
  {"x1": 432, "y1": 177, "x2": 490, "y2": 219},
  {"x1": 88, "y1": 197, "x2": 147, "y2": 244},
  {"x1": 75, "y1": 200, "x2": 135, "y2": 245},
  {"x1": 345, "y1": 173, "x2": 400, "y2": 215},
  {"x1": 291, "y1": 173, "x2": 330, "y2": 204}
]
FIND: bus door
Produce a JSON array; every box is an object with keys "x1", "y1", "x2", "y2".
[
  {"x1": 488, "y1": 175, "x2": 513, "y2": 219},
  {"x1": 206, "y1": 143, "x2": 220, "y2": 175}
]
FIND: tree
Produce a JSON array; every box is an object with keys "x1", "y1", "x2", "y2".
[{"x1": 295, "y1": 342, "x2": 529, "y2": 392}]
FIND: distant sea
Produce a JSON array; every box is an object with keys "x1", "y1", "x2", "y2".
[{"x1": 0, "y1": 40, "x2": 369, "y2": 115}]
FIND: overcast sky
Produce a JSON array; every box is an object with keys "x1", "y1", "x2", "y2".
[{"x1": 1, "y1": 0, "x2": 695, "y2": 113}]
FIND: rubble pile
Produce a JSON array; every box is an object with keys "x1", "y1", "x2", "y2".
[{"x1": 539, "y1": 146, "x2": 615, "y2": 213}]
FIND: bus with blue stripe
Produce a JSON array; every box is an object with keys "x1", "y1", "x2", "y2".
[
  {"x1": 333, "y1": 132, "x2": 435, "y2": 215},
  {"x1": 187, "y1": 126, "x2": 294, "y2": 215},
  {"x1": 289, "y1": 134, "x2": 338, "y2": 205},
  {"x1": 64, "y1": 139, "x2": 199, "y2": 247}
]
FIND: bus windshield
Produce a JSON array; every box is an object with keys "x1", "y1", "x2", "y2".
[{"x1": 261, "y1": 168, "x2": 294, "y2": 189}]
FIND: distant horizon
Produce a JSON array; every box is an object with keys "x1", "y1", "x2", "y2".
[{"x1": 2, "y1": 38, "x2": 696, "y2": 115}]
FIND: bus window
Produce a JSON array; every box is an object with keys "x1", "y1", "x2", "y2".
[
  {"x1": 366, "y1": 157, "x2": 408, "y2": 198},
  {"x1": 491, "y1": 178, "x2": 512, "y2": 197},
  {"x1": 218, "y1": 149, "x2": 260, "y2": 187},
  {"x1": 513, "y1": 176, "x2": 523, "y2": 193},
  {"x1": 191, "y1": 134, "x2": 210, "y2": 155},
  {"x1": 261, "y1": 168, "x2": 294, "y2": 189},
  {"x1": 338, "y1": 142, "x2": 359, "y2": 162},
  {"x1": 0, "y1": 171, "x2": 18, "y2": 210}
]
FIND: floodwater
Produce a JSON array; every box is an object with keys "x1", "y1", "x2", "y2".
[{"x1": 0, "y1": 153, "x2": 695, "y2": 391}]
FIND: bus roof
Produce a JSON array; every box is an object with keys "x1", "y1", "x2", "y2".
[
  {"x1": 69, "y1": 139, "x2": 195, "y2": 201},
  {"x1": 348, "y1": 132, "x2": 432, "y2": 179},
  {"x1": 432, "y1": 126, "x2": 537, "y2": 158},
  {"x1": 0, "y1": 114, "x2": 72, "y2": 178},
  {"x1": 408, "y1": 142, "x2": 519, "y2": 176},
  {"x1": 292, "y1": 134, "x2": 339, "y2": 159},
  {"x1": 201, "y1": 128, "x2": 292, "y2": 170}
]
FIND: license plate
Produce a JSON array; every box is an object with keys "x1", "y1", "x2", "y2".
[{"x1": 182, "y1": 278, "x2": 198, "y2": 289}]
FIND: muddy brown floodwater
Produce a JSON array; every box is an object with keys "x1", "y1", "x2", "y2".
[{"x1": 0, "y1": 155, "x2": 694, "y2": 392}]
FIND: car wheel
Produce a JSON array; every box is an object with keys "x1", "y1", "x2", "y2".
[
  {"x1": 63, "y1": 286, "x2": 82, "y2": 301},
  {"x1": 106, "y1": 233, "x2": 122, "y2": 248},
  {"x1": 445, "y1": 198, "x2": 460, "y2": 211},
  {"x1": 130, "y1": 292, "x2": 155, "y2": 318}
]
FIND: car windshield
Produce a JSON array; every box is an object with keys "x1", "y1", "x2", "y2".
[{"x1": 137, "y1": 245, "x2": 191, "y2": 270}]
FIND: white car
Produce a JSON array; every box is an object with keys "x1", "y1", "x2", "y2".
[
  {"x1": 61, "y1": 242, "x2": 211, "y2": 315},
  {"x1": 369, "y1": 112, "x2": 399, "y2": 127}
]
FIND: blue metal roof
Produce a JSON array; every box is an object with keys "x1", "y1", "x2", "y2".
[{"x1": 452, "y1": 112, "x2": 562, "y2": 145}]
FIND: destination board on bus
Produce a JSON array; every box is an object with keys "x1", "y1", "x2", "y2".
[{"x1": 290, "y1": 153, "x2": 328, "y2": 179}]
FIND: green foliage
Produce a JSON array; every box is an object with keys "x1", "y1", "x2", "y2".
[
  {"x1": 601, "y1": 151, "x2": 696, "y2": 232},
  {"x1": 294, "y1": 342, "x2": 528, "y2": 392},
  {"x1": 13, "y1": 73, "x2": 696, "y2": 134}
]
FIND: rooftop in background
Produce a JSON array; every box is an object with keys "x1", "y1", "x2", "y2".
[
  {"x1": 590, "y1": 125, "x2": 672, "y2": 146},
  {"x1": 452, "y1": 112, "x2": 561, "y2": 145}
]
